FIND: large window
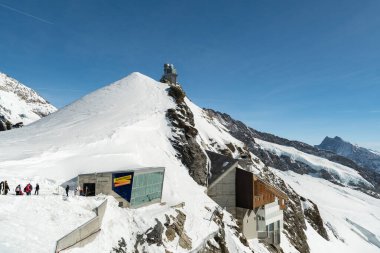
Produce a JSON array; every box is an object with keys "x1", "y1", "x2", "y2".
[{"x1": 130, "y1": 171, "x2": 164, "y2": 207}]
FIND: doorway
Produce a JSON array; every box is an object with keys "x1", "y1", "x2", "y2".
[{"x1": 83, "y1": 183, "x2": 96, "y2": 196}]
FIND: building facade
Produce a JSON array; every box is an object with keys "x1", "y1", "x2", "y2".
[
  {"x1": 206, "y1": 151, "x2": 287, "y2": 245},
  {"x1": 78, "y1": 167, "x2": 165, "y2": 208}
]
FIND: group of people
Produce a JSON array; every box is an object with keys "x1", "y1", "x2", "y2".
[
  {"x1": 0, "y1": 180, "x2": 39, "y2": 196},
  {"x1": 15, "y1": 183, "x2": 39, "y2": 195},
  {"x1": 1, "y1": 181, "x2": 83, "y2": 198}
]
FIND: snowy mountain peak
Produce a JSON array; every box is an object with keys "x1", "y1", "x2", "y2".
[
  {"x1": 0, "y1": 72, "x2": 57, "y2": 125},
  {"x1": 317, "y1": 136, "x2": 380, "y2": 173},
  {"x1": 1, "y1": 71, "x2": 379, "y2": 253}
]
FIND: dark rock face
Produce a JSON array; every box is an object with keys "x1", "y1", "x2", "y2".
[
  {"x1": 166, "y1": 84, "x2": 208, "y2": 186},
  {"x1": 0, "y1": 116, "x2": 12, "y2": 131},
  {"x1": 111, "y1": 237, "x2": 127, "y2": 253},
  {"x1": 0, "y1": 120, "x2": 6, "y2": 131},
  {"x1": 317, "y1": 136, "x2": 380, "y2": 174},
  {"x1": 146, "y1": 219, "x2": 164, "y2": 246}
]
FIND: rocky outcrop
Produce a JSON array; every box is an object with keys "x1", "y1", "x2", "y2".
[
  {"x1": 146, "y1": 219, "x2": 164, "y2": 246},
  {"x1": 199, "y1": 208, "x2": 230, "y2": 253},
  {"x1": 166, "y1": 84, "x2": 208, "y2": 186},
  {"x1": 199, "y1": 207, "x2": 250, "y2": 253},
  {"x1": 0, "y1": 115, "x2": 24, "y2": 132},
  {"x1": 300, "y1": 197, "x2": 329, "y2": 240},
  {"x1": 164, "y1": 209, "x2": 192, "y2": 250},
  {"x1": 112, "y1": 237, "x2": 127, "y2": 253}
]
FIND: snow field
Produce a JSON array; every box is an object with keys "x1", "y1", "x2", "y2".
[{"x1": 274, "y1": 169, "x2": 380, "y2": 253}]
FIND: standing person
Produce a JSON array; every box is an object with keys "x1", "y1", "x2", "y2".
[
  {"x1": 35, "y1": 183, "x2": 40, "y2": 195},
  {"x1": 65, "y1": 185, "x2": 69, "y2": 197},
  {"x1": 74, "y1": 185, "x2": 81, "y2": 196},
  {"x1": 4, "y1": 181, "x2": 10, "y2": 195},
  {"x1": 0, "y1": 181, "x2": 4, "y2": 195},
  {"x1": 24, "y1": 183, "x2": 32, "y2": 196}
]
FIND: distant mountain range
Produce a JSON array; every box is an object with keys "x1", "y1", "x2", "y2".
[
  {"x1": 317, "y1": 136, "x2": 380, "y2": 173},
  {"x1": 0, "y1": 71, "x2": 56, "y2": 129}
]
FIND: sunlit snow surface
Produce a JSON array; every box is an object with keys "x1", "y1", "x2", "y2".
[
  {"x1": 1, "y1": 72, "x2": 379, "y2": 253},
  {"x1": 274, "y1": 169, "x2": 380, "y2": 253},
  {"x1": 0, "y1": 73, "x2": 252, "y2": 253}
]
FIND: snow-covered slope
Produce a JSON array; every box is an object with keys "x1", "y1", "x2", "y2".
[
  {"x1": 0, "y1": 73, "x2": 251, "y2": 253},
  {"x1": 255, "y1": 138, "x2": 372, "y2": 187},
  {"x1": 1, "y1": 71, "x2": 379, "y2": 253},
  {"x1": 0, "y1": 72, "x2": 56, "y2": 125},
  {"x1": 274, "y1": 170, "x2": 380, "y2": 253}
]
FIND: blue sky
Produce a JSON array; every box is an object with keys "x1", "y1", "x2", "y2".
[{"x1": 0, "y1": 0, "x2": 379, "y2": 150}]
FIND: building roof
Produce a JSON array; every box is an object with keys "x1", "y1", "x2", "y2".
[
  {"x1": 78, "y1": 167, "x2": 165, "y2": 176},
  {"x1": 206, "y1": 150, "x2": 239, "y2": 187},
  {"x1": 253, "y1": 175, "x2": 288, "y2": 200}
]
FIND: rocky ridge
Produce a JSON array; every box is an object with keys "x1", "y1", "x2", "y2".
[
  {"x1": 317, "y1": 136, "x2": 380, "y2": 174},
  {"x1": 0, "y1": 72, "x2": 56, "y2": 129}
]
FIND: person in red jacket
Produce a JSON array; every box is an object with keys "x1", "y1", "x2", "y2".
[{"x1": 24, "y1": 183, "x2": 32, "y2": 196}]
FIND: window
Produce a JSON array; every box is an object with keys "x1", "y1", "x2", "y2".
[{"x1": 130, "y1": 171, "x2": 164, "y2": 207}]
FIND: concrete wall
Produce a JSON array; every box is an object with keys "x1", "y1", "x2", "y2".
[
  {"x1": 236, "y1": 207, "x2": 257, "y2": 239},
  {"x1": 55, "y1": 199, "x2": 107, "y2": 252},
  {"x1": 208, "y1": 167, "x2": 258, "y2": 239},
  {"x1": 207, "y1": 166, "x2": 236, "y2": 216}
]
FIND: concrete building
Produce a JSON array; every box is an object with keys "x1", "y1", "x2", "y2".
[
  {"x1": 160, "y1": 63, "x2": 178, "y2": 84},
  {"x1": 206, "y1": 151, "x2": 287, "y2": 246},
  {"x1": 78, "y1": 167, "x2": 165, "y2": 208}
]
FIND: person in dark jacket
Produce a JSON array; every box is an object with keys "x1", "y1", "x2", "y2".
[
  {"x1": 65, "y1": 185, "x2": 69, "y2": 197},
  {"x1": 0, "y1": 181, "x2": 4, "y2": 195},
  {"x1": 35, "y1": 183, "x2": 40, "y2": 195},
  {"x1": 15, "y1": 184, "x2": 22, "y2": 195},
  {"x1": 4, "y1": 181, "x2": 10, "y2": 195}
]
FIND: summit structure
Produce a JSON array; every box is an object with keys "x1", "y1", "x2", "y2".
[{"x1": 160, "y1": 63, "x2": 177, "y2": 84}]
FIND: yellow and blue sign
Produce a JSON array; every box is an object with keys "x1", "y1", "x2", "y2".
[
  {"x1": 114, "y1": 174, "x2": 132, "y2": 187},
  {"x1": 112, "y1": 172, "x2": 134, "y2": 202}
]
